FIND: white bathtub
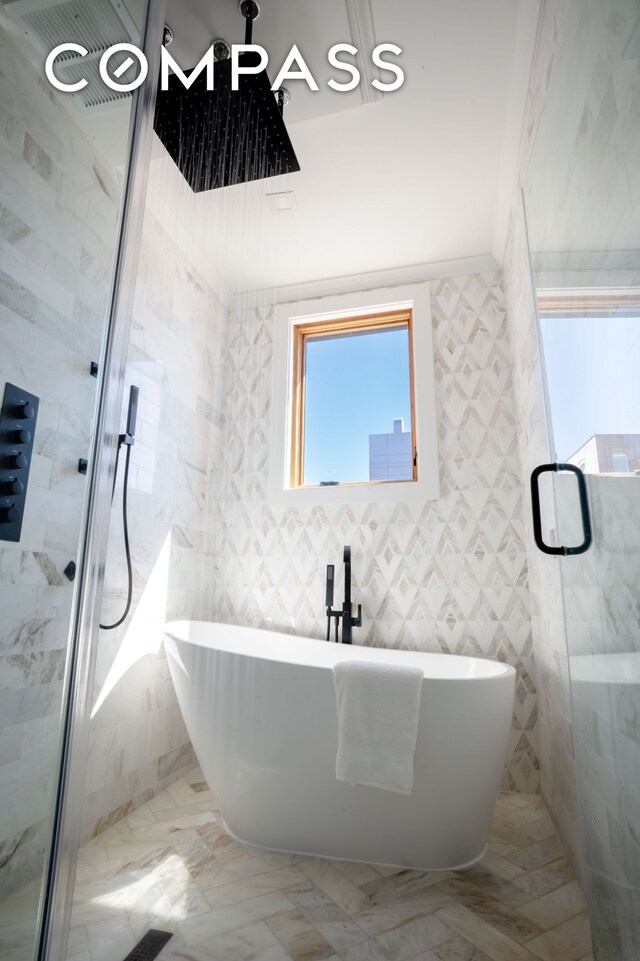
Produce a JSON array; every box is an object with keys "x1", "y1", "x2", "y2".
[{"x1": 163, "y1": 620, "x2": 516, "y2": 870}]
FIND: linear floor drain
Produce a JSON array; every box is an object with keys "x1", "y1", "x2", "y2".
[{"x1": 122, "y1": 930, "x2": 173, "y2": 961}]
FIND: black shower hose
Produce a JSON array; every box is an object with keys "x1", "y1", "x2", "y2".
[{"x1": 99, "y1": 440, "x2": 133, "y2": 631}]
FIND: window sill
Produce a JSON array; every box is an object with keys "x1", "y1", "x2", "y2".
[{"x1": 269, "y1": 475, "x2": 438, "y2": 507}]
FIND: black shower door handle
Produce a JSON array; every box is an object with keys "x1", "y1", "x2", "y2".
[{"x1": 530, "y1": 463, "x2": 592, "y2": 556}]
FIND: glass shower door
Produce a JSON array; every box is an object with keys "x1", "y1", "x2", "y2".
[
  {"x1": 529, "y1": 298, "x2": 640, "y2": 961},
  {"x1": 0, "y1": 4, "x2": 151, "y2": 959},
  {"x1": 523, "y1": 0, "x2": 640, "y2": 957}
]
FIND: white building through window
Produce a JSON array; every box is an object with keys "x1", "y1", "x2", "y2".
[{"x1": 369, "y1": 418, "x2": 413, "y2": 481}]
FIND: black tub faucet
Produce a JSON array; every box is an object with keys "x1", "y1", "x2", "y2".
[{"x1": 325, "y1": 545, "x2": 362, "y2": 644}]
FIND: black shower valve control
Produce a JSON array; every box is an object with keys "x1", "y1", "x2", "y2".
[
  {"x1": 2, "y1": 478, "x2": 24, "y2": 496},
  {"x1": 0, "y1": 383, "x2": 39, "y2": 543},
  {"x1": 15, "y1": 402, "x2": 35, "y2": 420},
  {"x1": 9, "y1": 452, "x2": 28, "y2": 470},
  {"x1": 0, "y1": 505, "x2": 21, "y2": 525}
]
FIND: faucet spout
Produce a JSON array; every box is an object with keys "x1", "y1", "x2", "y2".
[
  {"x1": 343, "y1": 545, "x2": 351, "y2": 607},
  {"x1": 341, "y1": 545, "x2": 361, "y2": 644}
]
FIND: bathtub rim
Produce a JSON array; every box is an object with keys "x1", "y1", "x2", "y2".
[{"x1": 164, "y1": 619, "x2": 516, "y2": 683}]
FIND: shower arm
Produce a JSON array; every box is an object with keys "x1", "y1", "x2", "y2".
[
  {"x1": 237, "y1": 0, "x2": 289, "y2": 119},
  {"x1": 239, "y1": 0, "x2": 260, "y2": 45}
]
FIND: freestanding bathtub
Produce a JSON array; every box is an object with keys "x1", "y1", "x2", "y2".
[{"x1": 163, "y1": 620, "x2": 516, "y2": 870}]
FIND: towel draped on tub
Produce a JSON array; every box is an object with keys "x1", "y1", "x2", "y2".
[{"x1": 333, "y1": 659, "x2": 424, "y2": 795}]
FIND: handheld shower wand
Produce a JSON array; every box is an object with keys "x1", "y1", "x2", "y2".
[
  {"x1": 325, "y1": 564, "x2": 340, "y2": 642},
  {"x1": 126, "y1": 385, "x2": 138, "y2": 439},
  {"x1": 100, "y1": 385, "x2": 138, "y2": 631}
]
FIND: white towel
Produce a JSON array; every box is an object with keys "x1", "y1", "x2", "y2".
[{"x1": 333, "y1": 659, "x2": 423, "y2": 795}]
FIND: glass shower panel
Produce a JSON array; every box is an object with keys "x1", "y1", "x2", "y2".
[
  {"x1": 524, "y1": 0, "x2": 640, "y2": 958},
  {"x1": 0, "y1": 6, "x2": 142, "y2": 958}
]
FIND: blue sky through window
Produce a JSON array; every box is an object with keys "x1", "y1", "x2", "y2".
[
  {"x1": 539, "y1": 314, "x2": 640, "y2": 460},
  {"x1": 303, "y1": 326, "x2": 412, "y2": 484}
]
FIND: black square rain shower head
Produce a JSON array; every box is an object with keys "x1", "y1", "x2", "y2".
[{"x1": 153, "y1": 51, "x2": 300, "y2": 193}]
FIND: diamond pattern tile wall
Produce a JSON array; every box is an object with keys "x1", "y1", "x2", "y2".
[{"x1": 210, "y1": 272, "x2": 539, "y2": 792}]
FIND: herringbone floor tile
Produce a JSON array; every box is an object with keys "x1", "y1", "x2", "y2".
[{"x1": 61, "y1": 768, "x2": 592, "y2": 961}]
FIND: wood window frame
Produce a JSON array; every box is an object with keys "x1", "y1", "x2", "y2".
[{"x1": 290, "y1": 309, "x2": 418, "y2": 489}]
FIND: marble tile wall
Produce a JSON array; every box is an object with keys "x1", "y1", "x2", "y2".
[
  {"x1": 524, "y1": 0, "x2": 640, "y2": 276},
  {"x1": 0, "y1": 17, "x2": 132, "y2": 900},
  {"x1": 501, "y1": 199, "x2": 582, "y2": 877},
  {"x1": 0, "y1": 14, "x2": 230, "y2": 895},
  {"x1": 211, "y1": 272, "x2": 539, "y2": 792},
  {"x1": 80, "y1": 171, "x2": 231, "y2": 843},
  {"x1": 500, "y1": 0, "x2": 581, "y2": 879},
  {"x1": 555, "y1": 476, "x2": 640, "y2": 961},
  {"x1": 502, "y1": 0, "x2": 640, "y2": 894}
]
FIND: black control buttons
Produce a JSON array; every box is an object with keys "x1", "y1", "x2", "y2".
[
  {"x1": 0, "y1": 505, "x2": 21, "y2": 525},
  {"x1": 1, "y1": 383, "x2": 39, "y2": 543},
  {"x1": 2, "y1": 479, "x2": 24, "y2": 496},
  {"x1": 10, "y1": 453, "x2": 28, "y2": 470}
]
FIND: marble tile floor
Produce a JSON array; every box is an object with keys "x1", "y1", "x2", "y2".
[{"x1": 0, "y1": 767, "x2": 594, "y2": 961}]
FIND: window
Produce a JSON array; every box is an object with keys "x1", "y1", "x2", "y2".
[
  {"x1": 537, "y1": 288, "x2": 640, "y2": 475},
  {"x1": 269, "y1": 283, "x2": 439, "y2": 506},
  {"x1": 612, "y1": 452, "x2": 630, "y2": 473},
  {"x1": 290, "y1": 311, "x2": 416, "y2": 488}
]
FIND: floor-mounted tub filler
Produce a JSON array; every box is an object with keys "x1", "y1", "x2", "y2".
[{"x1": 163, "y1": 621, "x2": 516, "y2": 871}]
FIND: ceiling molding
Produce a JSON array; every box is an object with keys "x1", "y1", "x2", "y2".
[
  {"x1": 345, "y1": 0, "x2": 383, "y2": 106},
  {"x1": 537, "y1": 287, "x2": 640, "y2": 317},
  {"x1": 233, "y1": 253, "x2": 499, "y2": 310},
  {"x1": 533, "y1": 270, "x2": 640, "y2": 291}
]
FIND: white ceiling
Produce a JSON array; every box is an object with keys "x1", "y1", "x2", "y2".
[{"x1": 152, "y1": 0, "x2": 541, "y2": 293}]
